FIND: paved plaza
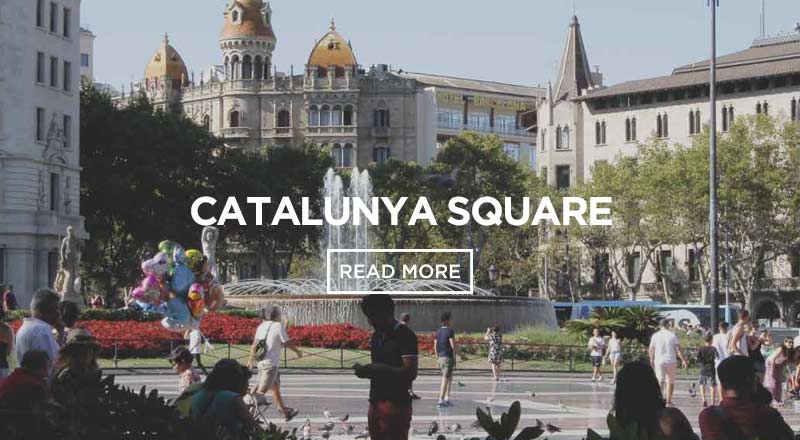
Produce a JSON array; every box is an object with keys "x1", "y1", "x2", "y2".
[{"x1": 113, "y1": 369, "x2": 800, "y2": 439}]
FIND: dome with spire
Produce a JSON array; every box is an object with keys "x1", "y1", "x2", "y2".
[
  {"x1": 220, "y1": 0, "x2": 276, "y2": 41},
  {"x1": 308, "y1": 19, "x2": 357, "y2": 68},
  {"x1": 144, "y1": 34, "x2": 189, "y2": 82}
]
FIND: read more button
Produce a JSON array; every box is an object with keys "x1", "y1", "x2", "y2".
[{"x1": 326, "y1": 249, "x2": 473, "y2": 295}]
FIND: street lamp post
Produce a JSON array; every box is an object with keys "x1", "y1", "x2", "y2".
[{"x1": 709, "y1": 0, "x2": 720, "y2": 332}]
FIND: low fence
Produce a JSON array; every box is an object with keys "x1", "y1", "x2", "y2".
[{"x1": 95, "y1": 338, "x2": 706, "y2": 374}]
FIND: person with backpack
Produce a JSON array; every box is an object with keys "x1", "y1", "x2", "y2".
[
  {"x1": 246, "y1": 307, "x2": 302, "y2": 422},
  {"x1": 699, "y1": 355, "x2": 794, "y2": 440}
]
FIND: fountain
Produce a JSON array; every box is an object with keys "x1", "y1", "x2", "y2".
[{"x1": 224, "y1": 168, "x2": 557, "y2": 332}]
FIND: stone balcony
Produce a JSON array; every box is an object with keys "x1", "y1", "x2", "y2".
[
  {"x1": 220, "y1": 127, "x2": 253, "y2": 139},
  {"x1": 261, "y1": 127, "x2": 293, "y2": 138},
  {"x1": 306, "y1": 126, "x2": 357, "y2": 137},
  {"x1": 371, "y1": 126, "x2": 391, "y2": 139}
]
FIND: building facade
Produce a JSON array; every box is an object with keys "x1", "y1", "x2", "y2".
[
  {"x1": 118, "y1": 0, "x2": 542, "y2": 281},
  {"x1": 0, "y1": 0, "x2": 87, "y2": 306},
  {"x1": 539, "y1": 16, "x2": 800, "y2": 324},
  {"x1": 79, "y1": 26, "x2": 94, "y2": 82}
]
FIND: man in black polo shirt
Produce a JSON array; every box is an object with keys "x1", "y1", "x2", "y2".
[{"x1": 353, "y1": 294, "x2": 419, "y2": 440}]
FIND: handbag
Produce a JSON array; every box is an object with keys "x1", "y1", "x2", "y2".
[{"x1": 253, "y1": 322, "x2": 274, "y2": 361}]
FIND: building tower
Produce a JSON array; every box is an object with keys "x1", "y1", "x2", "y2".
[
  {"x1": 220, "y1": 0, "x2": 276, "y2": 80},
  {"x1": 142, "y1": 33, "x2": 189, "y2": 109}
]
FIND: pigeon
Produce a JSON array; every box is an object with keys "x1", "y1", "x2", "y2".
[
  {"x1": 448, "y1": 423, "x2": 462, "y2": 433},
  {"x1": 559, "y1": 400, "x2": 570, "y2": 413},
  {"x1": 321, "y1": 431, "x2": 330, "y2": 440},
  {"x1": 323, "y1": 408, "x2": 332, "y2": 419},
  {"x1": 469, "y1": 420, "x2": 481, "y2": 429},
  {"x1": 457, "y1": 380, "x2": 466, "y2": 387},
  {"x1": 428, "y1": 420, "x2": 439, "y2": 436},
  {"x1": 339, "y1": 413, "x2": 350, "y2": 422},
  {"x1": 301, "y1": 419, "x2": 312, "y2": 439},
  {"x1": 545, "y1": 423, "x2": 562, "y2": 433},
  {"x1": 345, "y1": 425, "x2": 355, "y2": 435},
  {"x1": 320, "y1": 422, "x2": 335, "y2": 432},
  {"x1": 689, "y1": 383, "x2": 697, "y2": 398},
  {"x1": 355, "y1": 430, "x2": 369, "y2": 439},
  {"x1": 529, "y1": 390, "x2": 537, "y2": 398},
  {"x1": 436, "y1": 435, "x2": 447, "y2": 440}
]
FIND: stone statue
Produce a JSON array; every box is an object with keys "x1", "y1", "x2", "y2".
[
  {"x1": 201, "y1": 226, "x2": 220, "y2": 280},
  {"x1": 55, "y1": 226, "x2": 84, "y2": 308}
]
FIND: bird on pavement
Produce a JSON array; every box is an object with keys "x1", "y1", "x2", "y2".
[
  {"x1": 545, "y1": 423, "x2": 562, "y2": 433},
  {"x1": 436, "y1": 435, "x2": 447, "y2": 440},
  {"x1": 345, "y1": 425, "x2": 354, "y2": 435},
  {"x1": 428, "y1": 420, "x2": 439, "y2": 436},
  {"x1": 529, "y1": 390, "x2": 537, "y2": 398},
  {"x1": 355, "y1": 430, "x2": 369, "y2": 439},
  {"x1": 457, "y1": 379, "x2": 466, "y2": 387},
  {"x1": 323, "y1": 408, "x2": 332, "y2": 419},
  {"x1": 339, "y1": 413, "x2": 350, "y2": 422},
  {"x1": 320, "y1": 431, "x2": 330, "y2": 440},
  {"x1": 448, "y1": 423, "x2": 462, "y2": 433},
  {"x1": 559, "y1": 400, "x2": 569, "y2": 413},
  {"x1": 689, "y1": 382, "x2": 697, "y2": 398}
]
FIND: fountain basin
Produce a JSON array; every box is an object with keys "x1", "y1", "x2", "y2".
[{"x1": 225, "y1": 294, "x2": 557, "y2": 333}]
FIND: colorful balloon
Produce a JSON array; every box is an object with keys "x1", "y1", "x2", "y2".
[
  {"x1": 161, "y1": 297, "x2": 199, "y2": 332},
  {"x1": 170, "y1": 264, "x2": 194, "y2": 299},
  {"x1": 187, "y1": 283, "x2": 205, "y2": 318},
  {"x1": 184, "y1": 249, "x2": 207, "y2": 275}
]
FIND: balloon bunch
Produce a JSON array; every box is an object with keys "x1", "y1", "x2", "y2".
[{"x1": 130, "y1": 240, "x2": 224, "y2": 332}]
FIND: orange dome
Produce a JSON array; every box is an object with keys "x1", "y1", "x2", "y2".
[
  {"x1": 308, "y1": 20, "x2": 357, "y2": 67},
  {"x1": 220, "y1": 0, "x2": 276, "y2": 41},
  {"x1": 144, "y1": 34, "x2": 188, "y2": 81}
]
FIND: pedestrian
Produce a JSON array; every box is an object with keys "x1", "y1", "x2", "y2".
[
  {"x1": 433, "y1": 311, "x2": 456, "y2": 407},
  {"x1": 609, "y1": 361, "x2": 696, "y2": 439},
  {"x1": 15, "y1": 289, "x2": 62, "y2": 375},
  {"x1": 697, "y1": 333, "x2": 719, "y2": 407},
  {"x1": 191, "y1": 359, "x2": 260, "y2": 437},
  {"x1": 604, "y1": 330, "x2": 623, "y2": 384},
  {"x1": 246, "y1": 306, "x2": 301, "y2": 422},
  {"x1": 169, "y1": 346, "x2": 202, "y2": 394},
  {"x1": 728, "y1": 310, "x2": 750, "y2": 357},
  {"x1": 485, "y1": 326, "x2": 503, "y2": 381},
  {"x1": 588, "y1": 327, "x2": 606, "y2": 382},
  {"x1": 352, "y1": 294, "x2": 418, "y2": 440},
  {"x1": 0, "y1": 306, "x2": 14, "y2": 382},
  {"x1": 57, "y1": 301, "x2": 81, "y2": 348},
  {"x1": 188, "y1": 328, "x2": 209, "y2": 375},
  {"x1": 648, "y1": 319, "x2": 688, "y2": 406},
  {"x1": 0, "y1": 350, "x2": 50, "y2": 410},
  {"x1": 399, "y1": 313, "x2": 420, "y2": 400},
  {"x1": 52, "y1": 328, "x2": 101, "y2": 401},
  {"x1": 699, "y1": 356, "x2": 794, "y2": 440},
  {"x1": 711, "y1": 321, "x2": 730, "y2": 398},
  {"x1": 763, "y1": 337, "x2": 792, "y2": 406},
  {"x1": 90, "y1": 294, "x2": 104, "y2": 309},
  {"x1": 747, "y1": 326, "x2": 767, "y2": 382},
  {"x1": 2, "y1": 285, "x2": 17, "y2": 312}
]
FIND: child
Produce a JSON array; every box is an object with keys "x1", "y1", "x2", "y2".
[
  {"x1": 188, "y1": 328, "x2": 208, "y2": 375},
  {"x1": 696, "y1": 333, "x2": 719, "y2": 407},
  {"x1": 168, "y1": 346, "x2": 201, "y2": 394}
]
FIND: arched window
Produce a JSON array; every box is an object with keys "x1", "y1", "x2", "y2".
[
  {"x1": 562, "y1": 125, "x2": 570, "y2": 149},
  {"x1": 230, "y1": 110, "x2": 240, "y2": 128},
  {"x1": 656, "y1": 114, "x2": 663, "y2": 138},
  {"x1": 694, "y1": 109, "x2": 701, "y2": 134},
  {"x1": 663, "y1": 114, "x2": 669, "y2": 137},
  {"x1": 335, "y1": 66, "x2": 346, "y2": 78},
  {"x1": 342, "y1": 144, "x2": 354, "y2": 167},
  {"x1": 540, "y1": 129, "x2": 546, "y2": 152},
  {"x1": 232, "y1": 10, "x2": 239, "y2": 22},
  {"x1": 689, "y1": 110, "x2": 695, "y2": 135},
  {"x1": 625, "y1": 118, "x2": 631, "y2": 142},
  {"x1": 631, "y1": 117, "x2": 637, "y2": 141},
  {"x1": 343, "y1": 105, "x2": 354, "y2": 126},
  {"x1": 203, "y1": 115, "x2": 210, "y2": 131},
  {"x1": 374, "y1": 109, "x2": 390, "y2": 127},
  {"x1": 308, "y1": 106, "x2": 320, "y2": 127},
  {"x1": 264, "y1": 57, "x2": 271, "y2": 79},
  {"x1": 320, "y1": 105, "x2": 331, "y2": 126},
  {"x1": 331, "y1": 105, "x2": 343, "y2": 126},
  {"x1": 317, "y1": 67, "x2": 328, "y2": 78},
  {"x1": 242, "y1": 55, "x2": 253, "y2": 80},
  {"x1": 728, "y1": 106, "x2": 734, "y2": 127},
  {"x1": 722, "y1": 106, "x2": 729, "y2": 131},
  {"x1": 555, "y1": 126, "x2": 562, "y2": 149},
  {"x1": 601, "y1": 121, "x2": 607, "y2": 145},
  {"x1": 224, "y1": 56, "x2": 230, "y2": 80},
  {"x1": 231, "y1": 55, "x2": 240, "y2": 80},
  {"x1": 374, "y1": 146, "x2": 390, "y2": 164},
  {"x1": 277, "y1": 109, "x2": 290, "y2": 128},
  {"x1": 595, "y1": 121, "x2": 601, "y2": 145},
  {"x1": 254, "y1": 56, "x2": 263, "y2": 80},
  {"x1": 332, "y1": 144, "x2": 343, "y2": 167}
]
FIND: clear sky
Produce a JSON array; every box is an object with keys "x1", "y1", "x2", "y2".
[{"x1": 83, "y1": 0, "x2": 799, "y2": 89}]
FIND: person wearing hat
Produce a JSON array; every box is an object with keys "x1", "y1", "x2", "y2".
[
  {"x1": 52, "y1": 328, "x2": 101, "y2": 405},
  {"x1": 169, "y1": 346, "x2": 201, "y2": 394}
]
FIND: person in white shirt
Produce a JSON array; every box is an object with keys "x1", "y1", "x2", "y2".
[
  {"x1": 588, "y1": 328, "x2": 606, "y2": 382},
  {"x1": 648, "y1": 319, "x2": 687, "y2": 405},
  {"x1": 187, "y1": 328, "x2": 208, "y2": 375},
  {"x1": 246, "y1": 307, "x2": 302, "y2": 422},
  {"x1": 15, "y1": 289, "x2": 63, "y2": 376},
  {"x1": 711, "y1": 321, "x2": 731, "y2": 397},
  {"x1": 728, "y1": 310, "x2": 751, "y2": 357},
  {"x1": 604, "y1": 330, "x2": 623, "y2": 384}
]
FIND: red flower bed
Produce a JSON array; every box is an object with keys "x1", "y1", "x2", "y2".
[{"x1": 10, "y1": 315, "x2": 480, "y2": 358}]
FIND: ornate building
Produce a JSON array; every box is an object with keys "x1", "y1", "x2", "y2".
[
  {"x1": 119, "y1": 0, "x2": 542, "y2": 172},
  {"x1": 0, "y1": 0, "x2": 87, "y2": 306}
]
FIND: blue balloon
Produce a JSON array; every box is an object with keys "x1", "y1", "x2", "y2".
[
  {"x1": 170, "y1": 264, "x2": 194, "y2": 299},
  {"x1": 161, "y1": 298, "x2": 198, "y2": 332}
]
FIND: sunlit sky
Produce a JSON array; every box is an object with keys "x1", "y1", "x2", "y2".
[{"x1": 84, "y1": 0, "x2": 799, "y2": 89}]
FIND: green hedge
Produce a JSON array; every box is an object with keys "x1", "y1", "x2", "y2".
[{"x1": 5, "y1": 307, "x2": 261, "y2": 323}]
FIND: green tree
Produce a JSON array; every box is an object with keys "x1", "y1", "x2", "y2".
[{"x1": 80, "y1": 84, "x2": 227, "y2": 300}]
